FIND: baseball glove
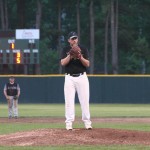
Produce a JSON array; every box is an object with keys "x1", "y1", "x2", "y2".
[
  {"x1": 14, "y1": 95, "x2": 18, "y2": 100},
  {"x1": 69, "y1": 46, "x2": 82, "y2": 59}
]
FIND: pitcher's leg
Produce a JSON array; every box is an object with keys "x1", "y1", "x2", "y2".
[
  {"x1": 64, "y1": 76, "x2": 76, "y2": 129},
  {"x1": 76, "y1": 75, "x2": 92, "y2": 128}
]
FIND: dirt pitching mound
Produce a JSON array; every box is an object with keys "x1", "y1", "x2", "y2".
[{"x1": 0, "y1": 128, "x2": 150, "y2": 146}]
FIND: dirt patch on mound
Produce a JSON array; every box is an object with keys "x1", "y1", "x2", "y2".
[
  {"x1": 1, "y1": 117, "x2": 150, "y2": 146},
  {"x1": 0, "y1": 128, "x2": 150, "y2": 146}
]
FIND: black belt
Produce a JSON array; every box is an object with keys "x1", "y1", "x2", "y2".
[{"x1": 66, "y1": 73, "x2": 84, "y2": 77}]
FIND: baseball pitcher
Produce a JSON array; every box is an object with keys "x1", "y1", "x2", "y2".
[{"x1": 61, "y1": 31, "x2": 92, "y2": 130}]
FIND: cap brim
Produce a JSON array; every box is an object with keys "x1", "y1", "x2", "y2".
[{"x1": 69, "y1": 36, "x2": 78, "y2": 39}]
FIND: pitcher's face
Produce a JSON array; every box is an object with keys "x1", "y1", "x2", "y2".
[{"x1": 68, "y1": 37, "x2": 78, "y2": 46}]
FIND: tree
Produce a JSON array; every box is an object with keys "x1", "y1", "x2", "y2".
[
  {"x1": 76, "y1": 0, "x2": 81, "y2": 43},
  {"x1": 89, "y1": 0, "x2": 95, "y2": 74},
  {"x1": 0, "y1": 0, "x2": 8, "y2": 30},
  {"x1": 35, "y1": 0, "x2": 42, "y2": 29},
  {"x1": 110, "y1": 0, "x2": 118, "y2": 74},
  {"x1": 1, "y1": 0, "x2": 150, "y2": 74},
  {"x1": 104, "y1": 3, "x2": 110, "y2": 74},
  {"x1": 58, "y1": 0, "x2": 62, "y2": 73},
  {"x1": 17, "y1": 0, "x2": 25, "y2": 28}
]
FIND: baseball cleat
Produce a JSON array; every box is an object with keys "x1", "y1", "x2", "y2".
[
  {"x1": 66, "y1": 124, "x2": 73, "y2": 130},
  {"x1": 66, "y1": 127, "x2": 73, "y2": 130},
  {"x1": 86, "y1": 127, "x2": 92, "y2": 130},
  {"x1": 85, "y1": 125, "x2": 92, "y2": 130},
  {"x1": 67, "y1": 128, "x2": 73, "y2": 131}
]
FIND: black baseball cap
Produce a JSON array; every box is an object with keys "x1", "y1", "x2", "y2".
[{"x1": 68, "y1": 31, "x2": 78, "y2": 39}]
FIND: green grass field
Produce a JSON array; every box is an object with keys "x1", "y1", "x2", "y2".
[{"x1": 1, "y1": 104, "x2": 150, "y2": 150}]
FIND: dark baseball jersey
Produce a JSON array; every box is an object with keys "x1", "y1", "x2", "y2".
[
  {"x1": 61, "y1": 45, "x2": 89, "y2": 74},
  {"x1": 4, "y1": 83, "x2": 20, "y2": 96}
]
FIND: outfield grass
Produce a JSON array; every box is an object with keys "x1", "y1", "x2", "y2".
[
  {"x1": 1, "y1": 145, "x2": 150, "y2": 150},
  {"x1": 1, "y1": 103, "x2": 150, "y2": 118},
  {"x1": 1, "y1": 104, "x2": 150, "y2": 150}
]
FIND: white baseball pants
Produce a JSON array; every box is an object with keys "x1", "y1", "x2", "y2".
[{"x1": 64, "y1": 72, "x2": 92, "y2": 127}]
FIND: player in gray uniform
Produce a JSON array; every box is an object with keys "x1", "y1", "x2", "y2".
[
  {"x1": 4, "y1": 76, "x2": 20, "y2": 119},
  {"x1": 60, "y1": 31, "x2": 92, "y2": 130}
]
